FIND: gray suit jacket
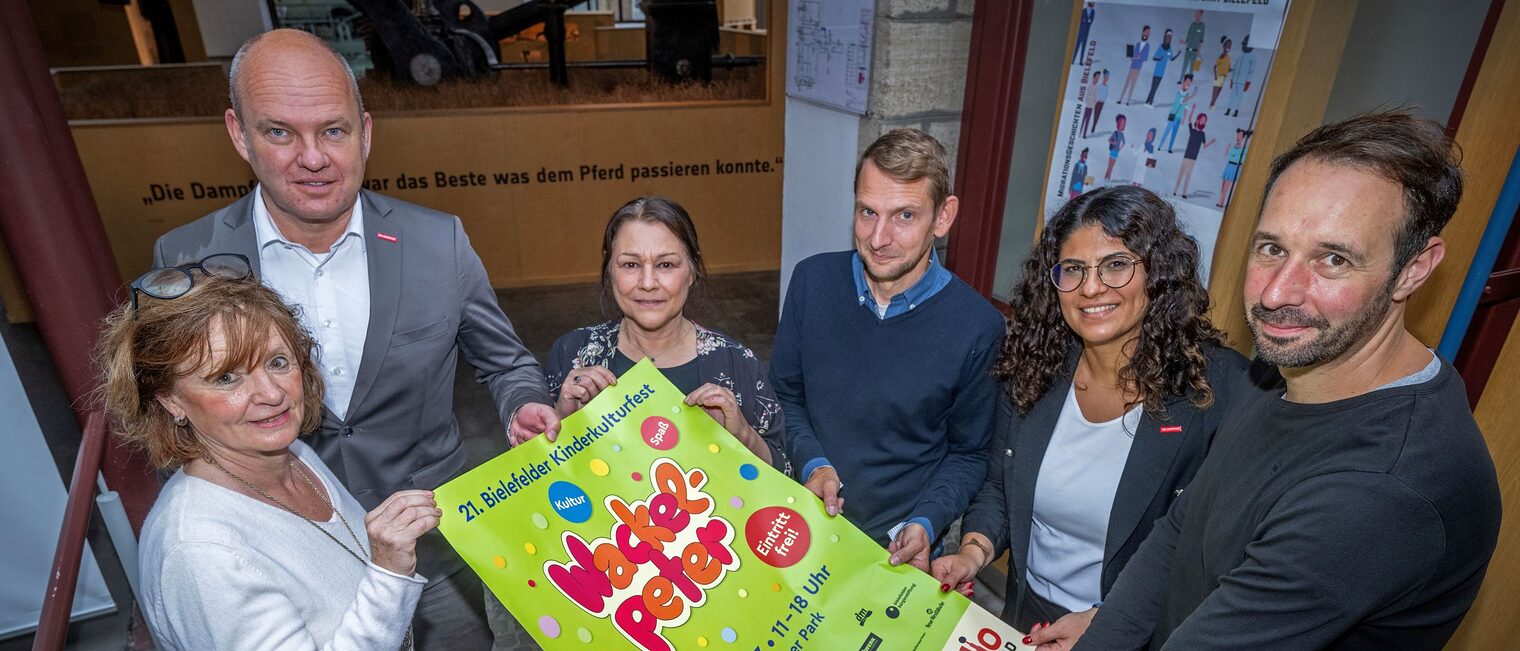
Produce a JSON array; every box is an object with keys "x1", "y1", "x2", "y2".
[{"x1": 152, "y1": 189, "x2": 549, "y2": 514}]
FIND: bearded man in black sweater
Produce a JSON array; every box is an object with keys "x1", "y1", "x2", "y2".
[{"x1": 1029, "y1": 112, "x2": 1502, "y2": 650}]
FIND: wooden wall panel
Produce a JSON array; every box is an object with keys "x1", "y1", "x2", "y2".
[{"x1": 1443, "y1": 2, "x2": 1520, "y2": 648}]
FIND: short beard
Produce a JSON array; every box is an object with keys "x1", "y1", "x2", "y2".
[
  {"x1": 858, "y1": 242, "x2": 933, "y2": 286},
  {"x1": 1247, "y1": 285, "x2": 1394, "y2": 368}
]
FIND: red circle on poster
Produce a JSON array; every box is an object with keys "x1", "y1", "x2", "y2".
[
  {"x1": 744, "y1": 506, "x2": 811, "y2": 568},
  {"x1": 640, "y1": 416, "x2": 679, "y2": 450}
]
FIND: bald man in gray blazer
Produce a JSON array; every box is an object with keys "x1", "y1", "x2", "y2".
[{"x1": 151, "y1": 29, "x2": 559, "y2": 649}]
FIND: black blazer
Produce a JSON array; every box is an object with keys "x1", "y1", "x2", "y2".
[{"x1": 960, "y1": 343, "x2": 1254, "y2": 623}]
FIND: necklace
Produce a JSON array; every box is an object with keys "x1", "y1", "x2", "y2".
[
  {"x1": 204, "y1": 454, "x2": 414, "y2": 650},
  {"x1": 621, "y1": 318, "x2": 693, "y2": 364}
]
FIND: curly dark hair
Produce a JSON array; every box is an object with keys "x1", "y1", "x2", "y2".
[{"x1": 997, "y1": 185, "x2": 1224, "y2": 416}]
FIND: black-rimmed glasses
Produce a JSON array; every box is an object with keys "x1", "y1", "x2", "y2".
[
  {"x1": 1050, "y1": 257, "x2": 1144, "y2": 292},
  {"x1": 130, "y1": 254, "x2": 253, "y2": 312}
]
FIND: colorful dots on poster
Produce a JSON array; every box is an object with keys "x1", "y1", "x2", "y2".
[
  {"x1": 746, "y1": 506, "x2": 812, "y2": 568},
  {"x1": 531, "y1": 512, "x2": 549, "y2": 529},
  {"x1": 786, "y1": 496, "x2": 795, "y2": 504},
  {"x1": 611, "y1": 444, "x2": 622, "y2": 452},
  {"x1": 670, "y1": 405, "x2": 681, "y2": 414},
  {"x1": 708, "y1": 443, "x2": 720, "y2": 453},
  {"x1": 631, "y1": 471, "x2": 643, "y2": 481},
  {"x1": 737, "y1": 588, "x2": 749, "y2": 598},
  {"x1": 588, "y1": 458, "x2": 610, "y2": 476},
  {"x1": 576, "y1": 628, "x2": 592, "y2": 643},
  {"x1": 721, "y1": 628, "x2": 737, "y2": 643},
  {"x1": 548, "y1": 481, "x2": 593, "y2": 523},
  {"x1": 641, "y1": 416, "x2": 680, "y2": 450},
  {"x1": 729, "y1": 496, "x2": 744, "y2": 509},
  {"x1": 538, "y1": 615, "x2": 560, "y2": 638},
  {"x1": 739, "y1": 463, "x2": 759, "y2": 480},
  {"x1": 524, "y1": 542, "x2": 537, "y2": 555},
  {"x1": 492, "y1": 555, "x2": 506, "y2": 569},
  {"x1": 527, "y1": 580, "x2": 536, "y2": 588},
  {"x1": 697, "y1": 636, "x2": 709, "y2": 647},
  {"x1": 830, "y1": 534, "x2": 840, "y2": 543}
]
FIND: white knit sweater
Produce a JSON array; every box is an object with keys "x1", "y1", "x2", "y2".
[{"x1": 139, "y1": 440, "x2": 426, "y2": 650}]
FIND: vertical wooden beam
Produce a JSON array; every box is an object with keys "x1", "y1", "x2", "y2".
[
  {"x1": 1205, "y1": 0, "x2": 1358, "y2": 351},
  {"x1": 946, "y1": 0, "x2": 1034, "y2": 297},
  {"x1": 1442, "y1": 2, "x2": 1520, "y2": 648},
  {"x1": 1407, "y1": 0, "x2": 1520, "y2": 346}
]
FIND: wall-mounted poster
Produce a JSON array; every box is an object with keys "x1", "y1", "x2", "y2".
[
  {"x1": 435, "y1": 360, "x2": 1030, "y2": 651},
  {"x1": 786, "y1": 0, "x2": 874, "y2": 113},
  {"x1": 1042, "y1": 0, "x2": 1291, "y2": 285}
]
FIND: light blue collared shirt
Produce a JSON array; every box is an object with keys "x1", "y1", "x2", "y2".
[{"x1": 850, "y1": 247, "x2": 953, "y2": 319}]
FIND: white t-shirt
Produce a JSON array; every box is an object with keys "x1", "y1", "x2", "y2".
[
  {"x1": 139, "y1": 440, "x2": 425, "y2": 650},
  {"x1": 1026, "y1": 384, "x2": 1141, "y2": 612}
]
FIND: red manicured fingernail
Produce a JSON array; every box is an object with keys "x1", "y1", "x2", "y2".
[
  {"x1": 1023, "y1": 636, "x2": 1032, "y2": 645},
  {"x1": 940, "y1": 583, "x2": 950, "y2": 592}
]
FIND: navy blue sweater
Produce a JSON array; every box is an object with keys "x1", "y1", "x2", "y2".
[{"x1": 771, "y1": 251, "x2": 1005, "y2": 545}]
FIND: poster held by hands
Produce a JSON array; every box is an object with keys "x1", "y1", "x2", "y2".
[{"x1": 436, "y1": 360, "x2": 1029, "y2": 651}]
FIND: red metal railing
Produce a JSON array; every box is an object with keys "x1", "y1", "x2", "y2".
[{"x1": 33, "y1": 412, "x2": 108, "y2": 651}]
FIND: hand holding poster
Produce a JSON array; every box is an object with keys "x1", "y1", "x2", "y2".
[{"x1": 436, "y1": 360, "x2": 1029, "y2": 651}]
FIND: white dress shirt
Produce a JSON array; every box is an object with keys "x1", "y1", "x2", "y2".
[{"x1": 252, "y1": 188, "x2": 370, "y2": 418}]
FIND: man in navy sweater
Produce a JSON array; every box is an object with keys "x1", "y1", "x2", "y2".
[
  {"x1": 771, "y1": 129, "x2": 1004, "y2": 573},
  {"x1": 1032, "y1": 113, "x2": 1502, "y2": 650}
]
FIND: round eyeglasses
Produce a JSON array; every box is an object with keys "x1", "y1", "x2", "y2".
[
  {"x1": 1050, "y1": 257, "x2": 1144, "y2": 292},
  {"x1": 130, "y1": 253, "x2": 253, "y2": 313}
]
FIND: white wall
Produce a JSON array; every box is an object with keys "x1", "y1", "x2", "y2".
[
  {"x1": 1324, "y1": 0, "x2": 1488, "y2": 124},
  {"x1": 779, "y1": 96, "x2": 860, "y2": 306},
  {"x1": 191, "y1": 0, "x2": 271, "y2": 58}
]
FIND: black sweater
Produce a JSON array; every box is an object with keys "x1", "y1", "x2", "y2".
[{"x1": 1078, "y1": 359, "x2": 1501, "y2": 650}]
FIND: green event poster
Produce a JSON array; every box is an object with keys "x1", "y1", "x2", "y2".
[{"x1": 436, "y1": 360, "x2": 1029, "y2": 651}]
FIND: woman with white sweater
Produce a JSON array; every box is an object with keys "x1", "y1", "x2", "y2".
[{"x1": 99, "y1": 258, "x2": 438, "y2": 650}]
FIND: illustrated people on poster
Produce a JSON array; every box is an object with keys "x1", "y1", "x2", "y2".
[
  {"x1": 1119, "y1": 26, "x2": 1152, "y2": 105},
  {"x1": 1211, "y1": 37, "x2": 1233, "y2": 108},
  {"x1": 1217, "y1": 129, "x2": 1250, "y2": 207},
  {"x1": 1173, "y1": 108, "x2": 1215, "y2": 199},
  {"x1": 1180, "y1": 10, "x2": 1206, "y2": 84},
  {"x1": 1091, "y1": 70, "x2": 1111, "y2": 139},
  {"x1": 1106, "y1": 114, "x2": 1128, "y2": 180},
  {"x1": 1074, "y1": 2, "x2": 1096, "y2": 65},
  {"x1": 1081, "y1": 65, "x2": 1100, "y2": 138},
  {"x1": 1134, "y1": 127, "x2": 1158, "y2": 187},
  {"x1": 1226, "y1": 35, "x2": 1256, "y2": 117},
  {"x1": 1161, "y1": 74, "x2": 1197, "y2": 153},
  {"x1": 1145, "y1": 28, "x2": 1179, "y2": 105},
  {"x1": 1070, "y1": 148, "x2": 1090, "y2": 199}
]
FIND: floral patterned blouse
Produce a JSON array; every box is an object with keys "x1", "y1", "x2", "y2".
[{"x1": 544, "y1": 319, "x2": 790, "y2": 474}]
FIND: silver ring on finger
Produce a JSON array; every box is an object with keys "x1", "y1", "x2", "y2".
[{"x1": 573, "y1": 375, "x2": 582, "y2": 384}]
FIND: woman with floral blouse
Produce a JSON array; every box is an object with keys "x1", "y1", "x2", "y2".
[{"x1": 543, "y1": 196, "x2": 788, "y2": 474}]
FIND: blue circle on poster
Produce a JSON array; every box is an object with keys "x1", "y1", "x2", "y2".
[
  {"x1": 739, "y1": 463, "x2": 759, "y2": 480},
  {"x1": 547, "y1": 481, "x2": 593, "y2": 523}
]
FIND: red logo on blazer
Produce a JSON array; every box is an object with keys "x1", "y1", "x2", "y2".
[
  {"x1": 376, "y1": 232, "x2": 398, "y2": 242},
  {"x1": 1160, "y1": 425, "x2": 1183, "y2": 434}
]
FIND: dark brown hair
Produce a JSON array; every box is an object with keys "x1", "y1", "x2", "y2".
[
  {"x1": 96, "y1": 276, "x2": 324, "y2": 469},
  {"x1": 1264, "y1": 110, "x2": 1464, "y2": 272},
  {"x1": 599, "y1": 196, "x2": 708, "y2": 317},
  {"x1": 996, "y1": 185, "x2": 1224, "y2": 416},
  {"x1": 855, "y1": 128, "x2": 953, "y2": 210}
]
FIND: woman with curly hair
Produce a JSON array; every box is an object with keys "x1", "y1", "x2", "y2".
[{"x1": 931, "y1": 185, "x2": 1256, "y2": 634}]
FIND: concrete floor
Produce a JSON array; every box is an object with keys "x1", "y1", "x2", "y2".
[{"x1": 5, "y1": 270, "x2": 1004, "y2": 650}]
